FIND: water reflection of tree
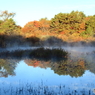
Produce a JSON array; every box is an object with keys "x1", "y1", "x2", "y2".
[
  {"x1": 0, "y1": 48, "x2": 95, "y2": 78},
  {"x1": 84, "y1": 53, "x2": 95, "y2": 74},
  {"x1": 25, "y1": 59, "x2": 50, "y2": 68},
  {"x1": 52, "y1": 60, "x2": 85, "y2": 77},
  {"x1": 70, "y1": 51, "x2": 95, "y2": 74},
  {"x1": 0, "y1": 59, "x2": 19, "y2": 77},
  {"x1": 24, "y1": 58, "x2": 85, "y2": 77},
  {"x1": 24, "y1": 52, "x2": 95, "y2": 77}
]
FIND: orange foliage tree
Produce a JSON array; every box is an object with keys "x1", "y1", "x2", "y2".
[
  {"x1": 39, "y1": 18, "x2": 50, "y2": 32},
  {"x1": 22, "y1": 21, "x2": 40, "y2": 33}
]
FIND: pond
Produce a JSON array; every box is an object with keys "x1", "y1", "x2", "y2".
[{"x1": 0, "y1": 47, "x2": 95, "y2": 95}]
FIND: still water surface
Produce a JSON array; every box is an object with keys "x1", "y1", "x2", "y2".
[{"x1": 0, "y1": 47, "x2": 95, "y2": 95}]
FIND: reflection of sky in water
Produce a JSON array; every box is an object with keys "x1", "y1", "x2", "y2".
[{"x1": 0, "y1": 60, "x2": 95, "y2": 92}]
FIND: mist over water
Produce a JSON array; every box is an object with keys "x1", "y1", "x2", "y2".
[
  {"x1": 1, "y1": 35, "x2": 95, "y2": 54},
  {"x1": 62, "y1": 46, "x2": 95, "y2": 53},
  {"x1": 0, "y1": 45, "x2": 95, "y2": 54}
]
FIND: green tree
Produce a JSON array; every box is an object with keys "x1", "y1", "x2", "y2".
[
  {"x1": 80, "y1": 26, "x2": 93, "y2": 37},
  {"x1": 0, "y1": 10, "x2": 21, "y2": 35},
  {"x1": 50, "y1": 11, "x2": 86, "y2": 34},
  {"x1": 0, "y1": 10, "x2": 15, "y2": 21},
  {"x1": 85, "y1": 15, "x2": 95, "y2": 36}
]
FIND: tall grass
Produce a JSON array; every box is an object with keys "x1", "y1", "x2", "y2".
[{"x1": 0, "y1": 82, "x2": 94, "y2": 95}]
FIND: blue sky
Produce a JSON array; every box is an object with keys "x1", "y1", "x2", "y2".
[{"x1": 1, "y1": 0, "x2": 95, "y2": 27}]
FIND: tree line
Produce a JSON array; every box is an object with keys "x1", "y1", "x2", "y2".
[{"x1": 0, "y1": 10, "x2": 95, "y2": 42}]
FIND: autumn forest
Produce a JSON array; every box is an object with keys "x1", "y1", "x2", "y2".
[{"x1": 0, "y1": 10, "x2": 95, "y2": 48}]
